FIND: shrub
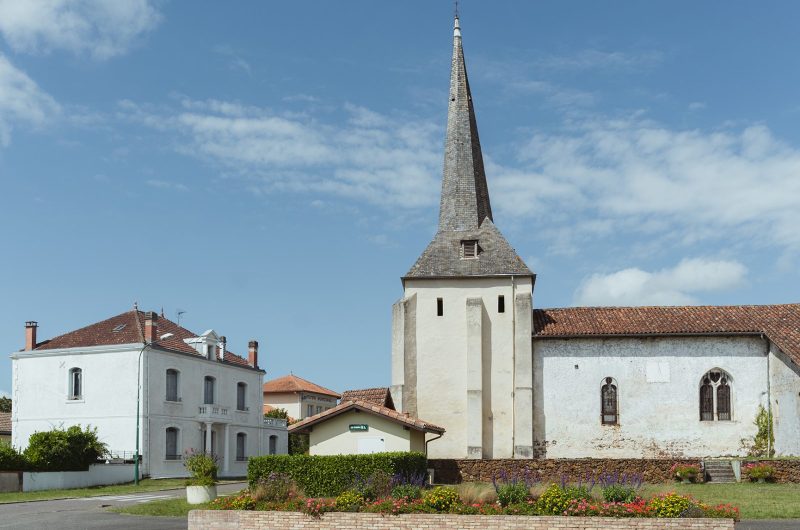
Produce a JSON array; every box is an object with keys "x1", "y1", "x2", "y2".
[
  {"x1": 743, "y1": 462, "x2": 775, "y2": 481},
  {"x1": 748, "y1": 405, "x2": 775, "y2": 458},
  {"x1": 209, "y1": 491, "x2": 255, "y2": 510},
  {"x1": 183, "y1": 450, "x2": 218, "y2": 486},
  {"x1": 456, "y1": 482, "x2": 497, "y2": 505},
  {"x1": 602, "y1": 484, "x2": 637, "y2": 503},
  {"x1": 334, "y1": 490, "x2": 365, "y2": 512},
  {"x1": 351, "y1": 470, "x2": 393, "y2": 501},
  {"x1": 391, "y1": 484, "x2": 423, "y2": 501},
  {"x1": 301, "y1": 498, "x2": 335, "y2": 518},
  {"x1": 423, "y1": 486, "x2": 460, "y2": 512},
  {"x1": 647, "y1": 492, "x2": 693, "y2": 518},
  {"x1": 703, "y1": 502, "x2": 741, "y2": 521},
  {"x1": 24, "y1": 425, "x2": 107, "y2": 471},
  {"x1": 496, "y1": 482, "x2": 529, "y2": 507},
  {"x1": 0, "y1": 444, "x2": 25, "y2": 471},
  {"x1": 536, "y1": 483, "x2": 571, "y2": 515},
  {"x1": 248, "y1": 452, "x2": 426, "y2": 497},
  {"x1": 670, "y1": 463, "x2": 700, "y2": 481},
  {"x1": 252, "y1": 472, "x2": 300, "y2": 502}
]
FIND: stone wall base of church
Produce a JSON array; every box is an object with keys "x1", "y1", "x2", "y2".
[
  {"x1": 189, "y1": 511, "x2": 734, "y2": 530},
  {"x1": 429, "y1": 458, "x2": 800, "y2": 484}
]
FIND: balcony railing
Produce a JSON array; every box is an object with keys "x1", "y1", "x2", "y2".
[
  {"x1": 198, "y1": 405, "x2": 229, "y2": 421},
  {"x1": 263, "y1": 417, "x2": 288, "y2": 428}
]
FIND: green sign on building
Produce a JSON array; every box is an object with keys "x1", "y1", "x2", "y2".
[{"x1": 349, "y1": 424, "x2": 369, "y2": 432}]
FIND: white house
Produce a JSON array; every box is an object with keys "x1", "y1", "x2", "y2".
[
  {"x1": 262, "y1": 374, "x2": 340, "y2": 420},
  {"x1": 10, "y1": 309, "x2": 288, "y2": 478},
  {"x1": 391, "y1": 16, "x2": 800, "y2": 460}
]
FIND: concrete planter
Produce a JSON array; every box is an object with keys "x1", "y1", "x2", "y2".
[{"x1": 186, "y1": 485, "x2": 217, "y2": 504}]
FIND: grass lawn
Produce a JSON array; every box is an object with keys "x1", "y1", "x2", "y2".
[
  {"x1": 112, "y1": 498, "x2": 205, "y2": 517},
  {"x1": 0, "y1": 478, "x2": 237, "y2": 504},
  {"x1": 641, "y1": 482, "x2": 800, "y2": 519}
]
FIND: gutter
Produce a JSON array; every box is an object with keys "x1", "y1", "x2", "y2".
[{"x1": 532, "y1": 331, "x2": 765, "y2": 340}]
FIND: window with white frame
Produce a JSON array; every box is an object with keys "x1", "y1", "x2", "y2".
[
  {"x1": 166, "y1": 369, "x2": 179, "y2": 402},
  {"x1": 236, "y1": 382, "x2": 247, "y2": 411},
  {"x1": 165, "y1": 427, "x2": 179, "y2": 460},
  {"x1": 306, "y1": 404, "x2": 314, "y2": 417},
  {"x1": 236, "y1": 433, "x2": 247, "y2": 461},
  {"x1": 204, "y1": 376, "x2": 215, "y2": 405},
  {"x1": 68, "y1": 367, "x2": 82, "y2": 400}
]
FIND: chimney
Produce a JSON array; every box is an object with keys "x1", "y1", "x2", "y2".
[
  {"x1": 144, "y1": 312, "x2": 158, "y2": 343},
  {"x1": 219, "y1": 336, "x2": 227, "y2": 360},
  {"x1": 248, "y1": 340, "x2": 259, "y2": 369},
  {"x1": 25, "y1": 321, "x2": 38, "y2": 351}
]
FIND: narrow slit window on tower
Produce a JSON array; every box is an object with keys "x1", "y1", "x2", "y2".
[
  {"x1": 461, "y1": 239, "x2": 479, "y2": 259},
  {"x1": 498, "y1": 295, "x2": 505, "y2": 313},
  {"x1": 437, "y1": 298, "x2": 443, "y2": 317}
]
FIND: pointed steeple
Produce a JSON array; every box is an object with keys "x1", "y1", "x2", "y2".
[
  {"x1": 438, "y1": 16, "x2": 493, "y2": 232},
  {"x1": 403, "y1": 16, "x2": 532, "y2": 281}
]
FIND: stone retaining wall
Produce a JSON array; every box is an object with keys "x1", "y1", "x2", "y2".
[
  {"x1": 429, "y1": 458, "x2": 702, "y2": 484},
  {"x1": 750, "y1": 460, "x2": 800, "y2": 483},
  {"x1": 189, "y1": 511, "x2": 734, "y2": 530}
]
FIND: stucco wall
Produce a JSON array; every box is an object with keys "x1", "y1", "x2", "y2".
[
  {"x1": 534, "y1": 336, "x2": 768, "y2": 458},
  {"x1": 264, "y1": 392, "x2": 337, "y2": 420},
  {"x1": 308, "y1": 410, "x2": 422, "y2": 455},
  {"x1": 769, "y1": 346, "x2": 800, "y2": 455},
  {"x1": 396, "y1": 277, "x2": 533, "y2": 459},
  {"x1": 22, "y1": 463, "x2": 138, "y2": 492}
]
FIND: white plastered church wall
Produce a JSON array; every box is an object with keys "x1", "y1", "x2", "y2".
[
  {"x1": 393, "y1": 277, "x2": 533, "y2": 459},
  {"x1": 769, "y1": 344, "x2": 800, "y2": 455},
  {"x1": 533, "y1": 335, "x2": 769, "y2": 458}
]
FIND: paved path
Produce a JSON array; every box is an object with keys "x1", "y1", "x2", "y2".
[{"x1": 0, "y1": 482, "x2": 246, "y2": 530}]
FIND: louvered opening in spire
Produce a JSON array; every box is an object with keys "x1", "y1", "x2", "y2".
[{"x1": 438, "y1": 16, "x2": 493, "y2": 232}]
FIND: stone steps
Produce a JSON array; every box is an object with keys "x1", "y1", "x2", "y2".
[{"x1": 704, "y1": 460, "x2": 737, "y2": 483}]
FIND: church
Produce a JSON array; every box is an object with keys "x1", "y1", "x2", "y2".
[{"x1": 390, "y1": 16, "x2": 800, "y2": 460}]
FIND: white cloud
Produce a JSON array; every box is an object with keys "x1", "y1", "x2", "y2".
[
  {"x1": 0, "y1": 0, "x2": 162, "y2": 59},
  {"x1": 574, "y1": 258, "x2": 747, "y2": 306},
  {"x1": 146, "y1": 179, "x2": 188, "y2": 192},
  {"x1": 0, "y1": 54, "x2": 60, "y2": 145},
  {"x1": 122, "y1": 98, "x2": 443, "y2": 209},
  {"x1": 494, "y1": 116, "x2": 800, "y2": 251}
]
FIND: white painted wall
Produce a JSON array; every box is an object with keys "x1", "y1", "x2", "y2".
[
  {"x1": 264, "y1": 392, "x2": 337, "y2": 419},
  {"x1": 769, "y1": 345, "x2": 800, "y2": 455},
  {"x1": 396, "y1": 277, "x2": 533, "y2": 459},
  {"x1": 22, "y1": 464, "x2": 138, "y2": 492},
  {"x1": 308, "y1": 410, "x2": 424, "y2": 456},
  {"x1": 534, "y1": 336, "x2": 770, "y2": 458}
]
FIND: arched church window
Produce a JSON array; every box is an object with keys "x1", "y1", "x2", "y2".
[
  {"x1": 601, "y1": 377, "x2": 618, "y2": 425},
  {"x1": 699, "y1": 369, "x2": 732, "y2": 421}
]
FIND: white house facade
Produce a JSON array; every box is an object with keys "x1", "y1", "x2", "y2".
[
  {"x1": 11, "y1": 310, "x2": 288, "y2": 478},
  {"x1": 262, "y1": 374, "x2": 340, "y2": 420},
  {"x1": 391, "y1": 16, "x2": 800, "y2": 460}
]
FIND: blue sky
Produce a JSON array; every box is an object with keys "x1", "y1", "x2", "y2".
[{"x1": 1, "y1": 1, "x2": 799, "y2": 396}]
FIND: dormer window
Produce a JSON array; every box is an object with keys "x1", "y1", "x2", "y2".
[{"x1": 461, "y1": 239, "x2": 480, "y2": 259}]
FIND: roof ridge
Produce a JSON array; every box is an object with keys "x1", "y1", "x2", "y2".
[{"x1": 538, "y1": 303, "x2": 800, "y2": 311}]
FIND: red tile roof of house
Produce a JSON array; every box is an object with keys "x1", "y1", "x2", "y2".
[
  {"x1": 262, "y1": 374, "x2": 341, "y2": 398},
  {"x1": 289, "y1": 399, "x2": 444, "y2": 434},
  {"x1": 28, "y1": 309, "x2": 256, "y2": 369},
  {"x1": 340, "y1": 388, "x2": 395, "y2": 410},
  {"x1": 0, "y1": 412, "x2": 10, "y2": 435},
  {"x1": 533, "y1": 304, "x2": 800, "y2": 364}
]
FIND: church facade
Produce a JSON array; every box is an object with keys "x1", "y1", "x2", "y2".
[{"x1": 391, "y1": 17, "x2": 800, "y2": 460}]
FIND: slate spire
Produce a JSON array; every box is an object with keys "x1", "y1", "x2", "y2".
[{"x1": 438, "y1": 16, "x2": 493, "y2": 232}]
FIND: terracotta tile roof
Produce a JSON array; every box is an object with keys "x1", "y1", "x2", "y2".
[
  {"x1": 29, "y1": 309, "x2": 257, "y2": 369},
  {"x1": 533, "y1": 304, "x2": 800, "y2": 364},
  {"x1": 0, "y1": 412, "x2": 10, "y2": 435},
  {"x1": 340, "y1": 388, "x2": 395, "y2": 410},
  {"x1": 262, "y1": 374, "x2": 341, "y2": 398},
  {"x1": 289, "y1": 399, "x2": 445, "y2": 435}
]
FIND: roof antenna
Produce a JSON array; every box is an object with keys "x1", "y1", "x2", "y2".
[
  {"x1": 176, "y1": 309, "x2": 186, "y2": 327},
  {"x1": 160, "y1": 306, "x2": 165, "y2": 318},
  {"x1": 454, "y1": 0, "x2": 459, "y2": 19},
  {"x1": 133, "y1": 301, "x2": 138, "y2": 311}
]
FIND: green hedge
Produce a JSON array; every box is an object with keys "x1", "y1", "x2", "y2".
[{"x1": 248, "y1": 452, "x2": 427, "y2": 497}]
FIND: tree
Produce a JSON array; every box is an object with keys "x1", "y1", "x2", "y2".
[
  {"x1": 264, "y1": 408, "x2": 308, "y2": 455},
  {"x1": 0, "y1": 397, "x2": 11, "y2": 413},
  {"x1": 264, "y1": 408, "x2": 289, "y2": 420}
]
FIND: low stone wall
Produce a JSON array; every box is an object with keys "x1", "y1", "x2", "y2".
[
  {"x1": 189, "y1": 511, "x2": 734, "y2": 530},
  {"x1": 0, "y1": 472, "x2": 22, "y2": 493},
  {"x1": 429, "y1": 458, "x2": 702, "y2": 484}
]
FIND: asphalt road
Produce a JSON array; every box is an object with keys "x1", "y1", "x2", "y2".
[{"x1": 0, "y1": 482, "x2": 246, "y2": 530}]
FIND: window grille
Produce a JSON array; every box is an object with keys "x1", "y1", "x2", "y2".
[
  {"x1": 700, "y1": 369, "x2": 732, "y2": 421},
  {"x1": 601, "y1": 377, "x2": 618, "y2": 425},
  {"x1": 717, "y1": 378, "x2": 731, "y2": 421}
]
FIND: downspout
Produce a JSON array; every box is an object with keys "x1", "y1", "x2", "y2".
[
  {"x1": 763, "y1": 335, "x2": 772, "y2": 457},
  {"x1": 510, "y1": 275, "x2": 516, "y2": 454},
  {"x1": 425, "y1": 431, "x2": 443, "y2": 456}
]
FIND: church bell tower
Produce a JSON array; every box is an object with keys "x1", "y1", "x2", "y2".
[{"x1": 391, "y1": 16, "x2": 535, "y2": 459}]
